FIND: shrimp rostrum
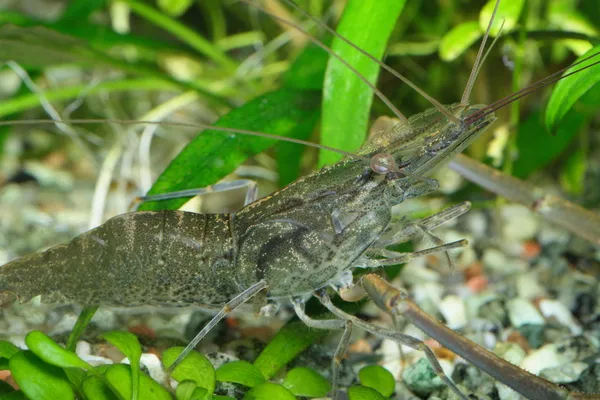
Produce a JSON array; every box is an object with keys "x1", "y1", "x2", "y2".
[{"x1": 2, "y1": 1, "x2": 600, "y2": 399}]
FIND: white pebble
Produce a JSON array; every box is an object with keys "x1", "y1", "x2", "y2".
[
  {"x1": 75, "y1": 341, "x2": 91, "y2": 358},
  {"x1": 501, "y1": 204, "x2": 539, "y2": 241},
  {"x1": 464, "y1": 212, "x2": 487, "y2": 237},
  {"x1": 496, "y1": 382, "x2": 521, "y2": 400},
  {"x1": 506, "y1": 298, "x2": 544, "y2": 327},
  {"x1": 438, "y1": 295, "x2": 467, "y2": 330},
  {"x1": 516, "y1": 273, "x2": 546, "y2": 300},
  {"x1": 80, "y1": 354, "x2": 114, "y2": 366},
  {"x1": 141, "y1": 353, "x2": 166, "y2": 383},
  {"x1": 483, "y1": 249, "x2": 527, "y2": 274},
  {"x1": 494, "y1": 342, "x2": 526, "y2": 366},
  {"x1": 539, "y1": 299, "x2": 582, "y2": 334},
  {"x1": 520, "y1": 344, "x2": 561, "y2": 375}
]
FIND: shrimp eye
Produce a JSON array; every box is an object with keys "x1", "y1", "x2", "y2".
[{"x1": 370, "y1": 153, "x2": 396, "y2": 175}]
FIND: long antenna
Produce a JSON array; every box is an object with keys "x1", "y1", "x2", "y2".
[
  {"x1": 465, "y1": 53, "x2": 600, "y2": 125},
  {"x1": 253, "y1": 0, "x2": 463, "y2": 125},
  {"x1": 461, "y1": 0, "x2": 501, "y2": 105},
  {"x1": 0, "y1": 119, "x2": 359, "y2": 158},
  {"x1": 239, "y1": 0, "x2": 407, "y2": 123}
]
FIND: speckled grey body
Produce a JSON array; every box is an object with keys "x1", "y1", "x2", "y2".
[{"x1": 0, "y1": 104, "x2": 495, "y2": 308}]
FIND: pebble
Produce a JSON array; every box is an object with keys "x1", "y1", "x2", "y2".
[
  {"x1": 495, "y1": 382, "x2": 521, "y2": 400},
  {"x1": 539, "y1": 299, "x2": 582, "y2": 334},
  {"x1": 140, "y1": 353, "x2": 166, "y2": 383},
  {"x1": 515, "y1": 272, "x2": 546, "y2": 300},
  {"x1": 438, "y1": 295, "x2": 467, "y2": 330},
  {"x1": 539, "y1": 361, "x2": 589, "y2": 384},
  {"x1": 501, "y1": 205, "x2": 539, "y2": 241},
  {"x1": 520, "y1": 344, "x2": 561, "y2": 375},
  {"x1": 401, "y1": 357, "x2": 449, "y2": 397},
  {"x1": 75, "y1": 341, "x2": 92, "y2": 358},
  {"x1": 482, "y1": 249, "x2": 527, "y2": 275},
  {"x1": 506, "y1": 298, "x2": 545, "y2": 328},
  {"x1": 493, "y1": 342, "x2": 526, "y2": 366}
]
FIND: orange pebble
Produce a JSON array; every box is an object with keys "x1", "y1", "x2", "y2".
[
  {"x1": 521, "y1": 240, "x2": 541, "y2": 259},
  {"x1": 467, "y1": 275, "x2": 489, "y2": 293},
  {"x1": 464, "y1": 262, "x2": 483, "y2": 281},
  {"x1": 506, "y1": 330, "x2": 530, "y2": 353},
  {"x1": 348, "y1": 339, "x2": 372, "y2": 354},
  {"x1": 128, "y1": 324, "x2": 156, "y2": 340}
]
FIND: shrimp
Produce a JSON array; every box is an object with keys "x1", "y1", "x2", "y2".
[{"x1": 1, "y1": 0, "x2": 599, "y2": 399}]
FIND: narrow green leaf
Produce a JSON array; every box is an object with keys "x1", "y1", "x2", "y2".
[
  {"x1": 358, "y1": 365, "x2": 395, "y2": 397},
  {"x1": 162, "y1": 347, "x2": 216, "y2": 398},
  {"x1": 66, "y1": 306, "x2": 98, "y2": 352},
  {"x1": 319, "y1": 0, "x2": 407, "y2": 166},
  {"x1": 347, "y1": 385, "x2": 387, "y2": 400},
  {"x1": 9, "y1": 351, "x2": 74, "y2": 400},
  {"x1": 25, "y1": 331, "x2": 91, "y2": 371},
  {"x1": 439, "y1": 22, "x2": 482, "y2": 62},
  {"x1": 242, "y1": 382, "x2": 296, "y2": 400},
  {"x1": 212, "y1": 396, "x2": 236, "y2": 400},
  {"x1": 479, "y1": 0, "x2": 525, "y2": 36},
  {"x1": 282, "y1": 367, "x2": 331, "y2": 397},
  {"x1": 0, "y1": 341, "x2": 20, "y2": 359},
  {"x1": 105, "y1": 364, "x2": 172, "y2": 400},
  {"x1": 121, "y1": 0, "x2": 236, "y2": 71},
  {"x1": 216, "y1": 361, "x2": 265, "y2": 388},
  {"x1": 546, "y1": 45, "x2": 600, "y2": 132},
  {"x1": 388, "y1": 37, "x2": 440, "y2": 57},
  {"x1": 253, "y1": 321, "x2": 327, "y2": 380},
  {"x1": 513, "y1": 111, "x2": 584, "y2": 178},
  {"x1": 102, "y1": 331, "x2": 142, "y2": 400},
  {"x1": 82, "y1": 375, "x2": 120, "y2": 400},
  {"x1": 138, "y1": 89, "x2": 321, "y2": 211}
]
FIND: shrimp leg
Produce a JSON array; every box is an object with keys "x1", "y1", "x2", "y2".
[
  {"x1": 313, "y1": 289, "x2": 469, "y2": 400},
  {"x1": 292, "y1": 298, "x2": 352, "y2": 399},
  {"x1": 130, "y1": 179, "x2": 259, "y2": 210},
  {"x1": 168, "y1": 279, "x2": 268, "y2": 373}
]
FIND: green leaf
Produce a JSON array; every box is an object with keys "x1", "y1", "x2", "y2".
[
  {"x1": 66, "y1": 306, "x2": 98, "y2": 352},
  {"x1": 162, "y1": 347, "x2": 216, "y2": 398},
  {"x1": 253, "y1": 321, "x2": 327, "y2": 380},
  {"x1": 105, "y1": 364, "x2": 172, "y2": 400},
  {"x1": 138, "y1": 89, "x2": 321, "y2": 211},
  {"x1": 439, "y1": 22, "x2": 482, "y2": 62},
  {"x1": 282, "y1": 367, "x2": 331, "y2": 397},
  {"x1": 0, "y1": 380, "x2": 17, "y2": 394},
  {"x1": 60, "y1": 0, "x2": 107, "y2": 21},
  {"x1": 559, "y1": 147, "x2": 587, "y2": 195},
  {"x1": 278, "y1": 41, "x2": 330, "y2": 186},
  {"x1": 9, "y1": 351, "x2": 75, "y2": 400},
  {"x1": 347, "y1": 385, "x2": 388, "y2": 400},
  {"x1": 25, "y1": 331, "x2": 91, "y2": 370},
  {"x1": 242, "y1": 382, "x2": 296, "y2": 400},
  {"x1": 212, "y1": 396, "x2": 236, "y2": 400},
  {"x1": 0, "y1": 341, "x2": 20, "y2": 359},
  {"x1": 479, "y1": 0, "x2": 525, "y2": 37},
  {"x1": 546, "y1": 45, "x2": 600, "y2": 132},
  {"x1": 157, "y1": 0, "x2": 194, "y2": 17},
  {"x1": 216, "y1": 361, "x2": 265, "y2": 388},
  {"x1": 388, "y1": 37, "x2": 440, "y2": 57},
  {"x1": 102, "y1": 331, "x2": 142, "y2": 400},
  {"x1": 0, "y1": 390, "x2": 28, "y2": 400},
  {"x1": 319, "y1": 0, "x2": 407, "y2": 166},
  {"x1": 176, "y1": 380, "x2": 208, "y2": 400},
  {"x1": 64, "y1": 367, "x2": 87, "y2": 397},
  {"x1": 358, "y1": 365, "x2": 395, "y2": 397},
  {"x1": 122, "y1": 0, "x2": 236, "y2": 71},
  {"x1": 82, "y1": 375, "x2": 120, "y2": 400},
  {"x1": 513, "y1": 111, "x2": 584, "y2": 178}
]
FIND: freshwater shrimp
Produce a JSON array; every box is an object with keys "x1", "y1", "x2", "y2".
[{"x1": 1, "y1": 0, "x2": 599, "y2": 399}]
